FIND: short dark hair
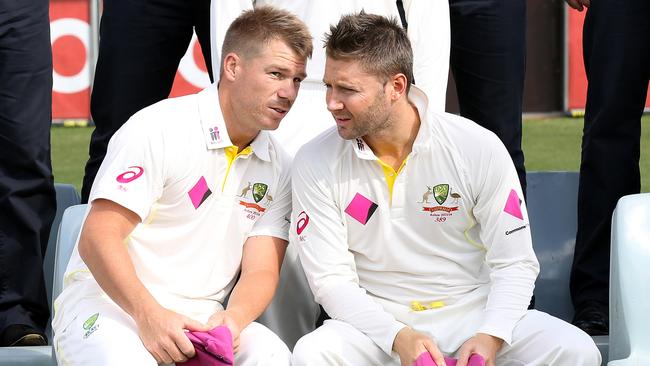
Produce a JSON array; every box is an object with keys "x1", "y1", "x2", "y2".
[
  {"x1": 221, "y1": 6, "x2": 313, "y2": 73},
  {"x1": 325, "y1": 12, "x2": 413, "y2": 92}
]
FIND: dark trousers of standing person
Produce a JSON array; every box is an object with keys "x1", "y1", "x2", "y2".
[
  {"x1": 81, "y1": 0, "x2": 213, "y2": 202},
  {"x1": 0, "y1": 0, "x2": 56, "y2": 344},
  {"x1": 570, "y1": 0, "x2": 650, "y2": 333},
  {"x1": 448, "y1": 0, "x2": 527, "y2": 195}
]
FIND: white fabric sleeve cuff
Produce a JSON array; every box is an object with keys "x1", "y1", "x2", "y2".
[{"x1": 319, "y1": 282, "x2": 406, "y2": 355}]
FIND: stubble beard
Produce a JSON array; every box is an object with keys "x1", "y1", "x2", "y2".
[{"x1": 340, "y1": 92, "x2": 391, "y2": 140}]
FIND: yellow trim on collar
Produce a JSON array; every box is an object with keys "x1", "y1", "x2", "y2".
[
  {"x1": 222, "y1": 146, "x2": 253, "y2": 192},
  {"x1": 376, "y1": 158, "x2": 407, "y2": 203}
]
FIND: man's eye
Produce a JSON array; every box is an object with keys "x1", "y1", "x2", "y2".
[{"x1": 270, "y1": 72, "x2": 281, "y2": 77}]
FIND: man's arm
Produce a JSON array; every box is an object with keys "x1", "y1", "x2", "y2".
[
  {"x1": 79, "y1": 199, "x2": 209, "y2": 364},
  {"x1": 457, "y1": 133, "x2": 539, "y2": 366},
  {"x1": 207, "y1": 235, "x2": 287, "y2": 350}
]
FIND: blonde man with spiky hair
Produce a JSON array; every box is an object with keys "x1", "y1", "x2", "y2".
[{"x1": 52, "y1": 7, "x2": 311, "y2": 365}]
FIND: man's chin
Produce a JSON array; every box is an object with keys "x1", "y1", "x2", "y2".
[
  {"x1": 336, "y1": 127, "x2": 360, "y2": 140},
  {"x1": 260, "y1": 119, "x2": 283, "y2": 131}
]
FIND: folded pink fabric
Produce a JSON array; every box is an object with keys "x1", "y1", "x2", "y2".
[
  {"x1": 180, "y1": 326, "x2": 234, "y2": 366},
  {"x1": 413, "y1": 352, "x2": 485, "y2": 366}
]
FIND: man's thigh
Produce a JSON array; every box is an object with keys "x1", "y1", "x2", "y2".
[
  {"x1": 293, "y1": 319, "x2": 398, "y2": 366},
  {"x1": 497, "y1": 310, "x2": 601, "y2": 366},
  {"x1": 235, "y1": 321, "x2": 291, "y2": 366},
  {"x1": 54, "y1": 297, "x2": 158, "y2": 366}
]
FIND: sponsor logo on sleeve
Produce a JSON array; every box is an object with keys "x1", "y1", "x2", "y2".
[
  {"x1": 505, "y1": 224, "x2": 529, "y2": 235},
  {"x1": 296, "y1": 211, "x2": 309, "y2": 235},
  {"x1": 345, "y1": 193, "x2": 378, "y2": 225},
  {"x1": 116, "y1": 166, "x2": 144, "y2": 183}
]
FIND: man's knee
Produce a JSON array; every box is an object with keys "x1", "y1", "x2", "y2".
[
  {"x1": 554, "y1": 328, "x2": 602, "y2": 365},
  {"x1": 292, "y1": 332, "x2": 338, "y2": 366},
  {"x1": 517, "y1": 311, "x2": 602, "y2": 365},
  {"x1": 237, "y1": 322, "x2": 291, "y2": 365}
]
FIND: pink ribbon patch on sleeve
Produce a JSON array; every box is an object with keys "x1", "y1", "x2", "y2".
[{"x1": 503, "y1": 189, "x2": 524, "y2": 220}]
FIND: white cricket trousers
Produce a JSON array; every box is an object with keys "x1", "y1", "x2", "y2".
[
  {"x1": 292, "y1": 310, "x2": 602, "y2": 366},
  {"x1": 53, "y1": 296, "x2": 291, "y2": 366}
]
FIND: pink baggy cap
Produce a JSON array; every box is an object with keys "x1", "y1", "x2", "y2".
[{"x1": 180, "y1": 326, "x2": 234, "y2": 366}]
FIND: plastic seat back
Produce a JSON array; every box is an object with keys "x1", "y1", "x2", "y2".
[{"x1": 608, "y1": 193, "x2": 650, "y2": 365}]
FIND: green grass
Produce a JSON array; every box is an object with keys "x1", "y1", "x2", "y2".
[
  {"x1": 51, "y1": 115, "x2": 650, "y2": 193},
  {"x1": 51, "y1": 126, "x2": 92, "y2": 192},
  {"x1": 523, "y1": 115, "x2": 650, "y2": 192}
]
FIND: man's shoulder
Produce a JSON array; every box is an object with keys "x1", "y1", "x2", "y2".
[
  {"x1": 293, "y1": 127, "x2": 344, "y2": 168},
  {"x1": 118, "y1": 94, "x2": 202, "y2": 144},
  {"x1": 428, "y1": 111, "x2": 504, "y2": 153},
  {"x1": 264, "y1": 131, "x2": 293, "y2": 169}
]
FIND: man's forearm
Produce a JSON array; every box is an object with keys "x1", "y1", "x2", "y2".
[
  {"x1": 81, "y1": 235, "x2": 159, "y2": 320},
  {"x1": 224, "y1": 270, "x2": 279, "y2": 330}
]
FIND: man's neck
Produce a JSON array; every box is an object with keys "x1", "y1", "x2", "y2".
[
  {"x1": 218, "y1": 88, "x2": 258, "y2": 151},
  {"x1": 364, "y1": 100, "x2": 421, "y2": 171}
]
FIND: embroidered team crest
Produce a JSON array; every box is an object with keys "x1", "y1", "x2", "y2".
[
  {"x1": 433, "y1": 184, "x2": 449, "y2": 205},
  {"x1": 420, "y1": 183, "x2": 460, "y2": 221},
  {"x1": 252, "y1": 183, "x2": 268, "y2": 203}
]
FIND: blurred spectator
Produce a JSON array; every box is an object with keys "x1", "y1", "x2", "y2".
[
  {"x1": 81, "y1": 0, "x2": 215, "y2": 203},
  {"x1": 566, "y1": 0, "x2": 649, "y2": 335},
  {"x1": 448, "y1": 0, "x2": 528, "y2": 194},
  {"x1": 0, "y1": 0, "x2": 56, "y2": 347}
]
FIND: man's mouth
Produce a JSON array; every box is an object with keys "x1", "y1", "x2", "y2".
[
  {"x1": 269, "y1": 106, "x2": 287, "y2": 116},
  {"x1": 333, "y1": 115, "x2": 351, "y2": 124}
]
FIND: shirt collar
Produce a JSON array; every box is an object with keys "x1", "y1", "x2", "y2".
[
  {"x1": 198, "y1": 84, "x2": 271, "y2": 162},
  {"x1": 408, "y1": 86, "x2": 434, "y2": 153},
  {"x1": 350, "y1": 85, "x2": 433, "y2": 159}
]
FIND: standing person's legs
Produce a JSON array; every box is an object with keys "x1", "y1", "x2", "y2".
[
  {"x1": 449, "y1": 0, "x2": 527, "y2": 194},
  {"x1": 0, "y1": 0, "x2": 56, "y2": 345},
  {"x1": 496, "y1": 310, "x2": 601, "y2": 365},
  {"x1": 571, "y1": 0, "x2": 650, "y2": 334},
  {"x1": 292, "y1": 319, "x2": 398, "y2": 366},
  {"x1": 82, "y1": 0, "x2": 210, "y2": 202}
]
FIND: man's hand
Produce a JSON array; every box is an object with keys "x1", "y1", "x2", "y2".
[
  {"x1": 393, "y1": 327, "x2": 446, "y2": 366},
  {"x1": 565, "y1": 0, "x2": 590, "y2": 11},
  {"x1": 456, "y1": 333, "x2": 503, "y2": 366},
  {"x1": 134, "y1": 304, "x2": 210, "y2": 364},
  {"x1": 207, "y1": 310, "x2": 242, "y2": 353}
]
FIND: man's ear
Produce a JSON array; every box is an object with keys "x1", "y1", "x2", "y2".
[
  {"x1": 222, "y1": 52, "x2": 241, "y2": 82},
  {"x1": 389, "y1": 73, "x2": 409, "y2": 101}
]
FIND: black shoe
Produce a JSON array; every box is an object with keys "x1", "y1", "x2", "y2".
[
  {"x1": 0, "y1": 324, "x2": 48, "y2": 347},
  {"x1": 572, "y1": 305, "x2": 609, "y2": 336}
]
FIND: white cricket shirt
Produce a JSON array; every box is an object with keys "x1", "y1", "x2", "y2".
[
  {"x1": 291, "y1": 87, "x2": 539, "y2": 354},
  {"x1": 59, "y1": 84, "x2": 291, "y2": 319}
]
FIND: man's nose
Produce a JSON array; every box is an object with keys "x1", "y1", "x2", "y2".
[
  {"x1": 277, "y1": 79, "x2": 298, "y2": 101},
  {"x1": 326, "y1": 91, "x2": 343, "y2": 112}
]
